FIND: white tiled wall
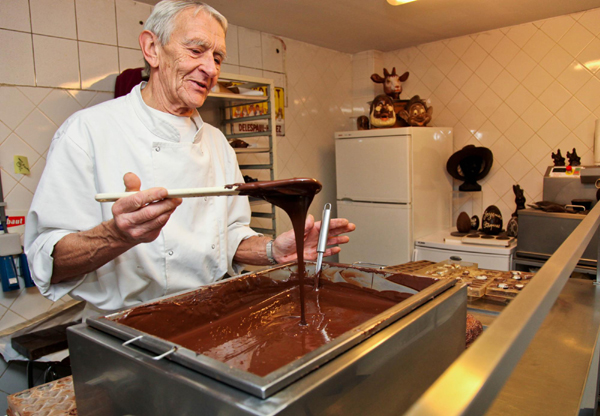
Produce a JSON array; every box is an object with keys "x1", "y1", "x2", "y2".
[
  {"x1": 269, "y1": 37, "x2": 353, "y2": 231},
  {"x1": 361, "y1": 8, "x2": 600, "y2": 224}
]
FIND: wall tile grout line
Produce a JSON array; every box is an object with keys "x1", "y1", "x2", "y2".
[
  {"x1": 73, "y1": 0, "x2": 82, "y2": 90},
  {"x1": 0, "y1": 28, "x2": 123, "y2": 49},
  {"x1": 0, "y1": 83, "x2": 117, "y2": 94},
  {"x1": 114, "y1": 0, "x2": 121, "y2": 73},
  {"x1": 27, "y1": 0, "x2": 36, "y2": 88}
]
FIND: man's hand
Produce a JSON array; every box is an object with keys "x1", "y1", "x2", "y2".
[
  {"x1": 272, "y1": 215, "x2": 355, "y2": 263},
  {"x1": 110, "y1": 172, "x2": 183, "y2": 244}
]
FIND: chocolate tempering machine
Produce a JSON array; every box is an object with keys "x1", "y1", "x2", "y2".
[{"x1": 67, "y1": 262, "x2": 466, "y2": 415}]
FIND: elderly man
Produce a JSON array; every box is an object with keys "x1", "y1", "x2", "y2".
[{"x1": 24, "y1": 0, "x2": 354, "y2": 317}]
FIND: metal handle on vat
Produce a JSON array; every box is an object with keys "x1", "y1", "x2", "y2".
[{"x1": 122, "y1": 335, "x2": 178, "y2": 361}]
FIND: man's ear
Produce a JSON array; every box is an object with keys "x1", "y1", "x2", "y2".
[{"x1": 139, "y1": 30, "x2": 160, "y2": 69}]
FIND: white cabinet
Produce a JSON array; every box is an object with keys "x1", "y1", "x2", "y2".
[
  {"x1": 337, "y1": 200, "x2": 412, "y2": 266},
  {"x1": 335, "y1": 134, "x2": 411, "y2": 203}
]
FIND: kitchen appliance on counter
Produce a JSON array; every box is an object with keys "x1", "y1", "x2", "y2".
[
  {"x1": 67, "y1": 262, "x2": 466, "y2": 416},
  {"x1": 335, "y1": 127, "x2": 453, "y2": 266},
  {"x1": 543, "y1": 166, "x2": 600, "y2": 207},
  {"x1": 515, "y1": 166, "x2": 600, "y2": 273},
  {"x1": 413, "y1": 229, "x2": 516, "y2": 271},
  {"x1": 515, "y1": 209, "x2": 599, "y2": 273}
]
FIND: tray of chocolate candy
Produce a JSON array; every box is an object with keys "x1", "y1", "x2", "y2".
[
  {"x1": 407, "y1": 260, "x2": 497, "y2": 298},
  {"x1": 382, "y1": 260, "x2": 436, "y2": 274},
  {"x1": 460, "y1": 271, "x2": 500, "y2": 299},
  {"x1": 484, "y1": 270, "x2": 534, "y2": 300},
  {"x1": 412, "y1": 260, "x2": 479, "y2": 279},
  {"x1": 406, "y1": 261, "x2": 536, "y2": 300}
]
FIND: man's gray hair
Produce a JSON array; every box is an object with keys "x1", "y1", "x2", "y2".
[{"x1": 142, "y1": 0, "x2": 228, "y2": 73}]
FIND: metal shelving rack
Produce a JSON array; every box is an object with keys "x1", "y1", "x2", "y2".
[{"x1": 205, "y1": 73, "x2": 278, "y2": 237}]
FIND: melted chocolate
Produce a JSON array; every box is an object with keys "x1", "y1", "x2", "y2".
[
  {"x1": 113, "y1": 275, "x2": 409, "y2": 376},
  {"x1": 230, "y1": 178, "x2": 323, "y2": 324}
]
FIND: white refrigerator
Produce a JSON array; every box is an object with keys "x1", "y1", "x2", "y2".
[{"x1": 335, "y1": 127, "x2": 453, "y2": 266}]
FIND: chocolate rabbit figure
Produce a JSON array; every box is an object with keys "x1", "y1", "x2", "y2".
[
  {"x1": 567, "y1": 148, "x2": 581, "y2": 166},
  {"x1": 512, "y1": 184, "x2": 526, "y2": 217},
  {"x1": 552, "y1": 149, "x2": 565, "y2": 166}
]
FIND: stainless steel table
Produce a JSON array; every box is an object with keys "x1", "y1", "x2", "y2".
[{"x1": 468, "y1": 278, "x2": 600, "y2": 415}]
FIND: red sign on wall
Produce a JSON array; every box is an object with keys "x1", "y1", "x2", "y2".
[
  {"x1": 0, "y1": 216, "x2": 25, "y2": 231},
  {"x1": 7, "y1": 216, "x2": 25, "y2": 227}
]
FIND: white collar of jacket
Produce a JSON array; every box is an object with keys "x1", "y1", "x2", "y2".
[{"x1": 129, "y1": 82, "x2": 205, "y2": 143}]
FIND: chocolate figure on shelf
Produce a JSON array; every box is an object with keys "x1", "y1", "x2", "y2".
[
  {"x1": 506, "y1": 216, "x2": 518, "y2": 237},
  {"x1": 446, "y1": 145, "x2": 493, "y2": 192},
  {"x1": 369, "y1": 94, "x2": 397, "y2": 128},
  {"x1": 552, "y1": 149, "x2": 565, "y2": 166},
  {"x1": 471, "y1": 215, "x2": 479, "y2": 230},
  {"x1": 456, "y1": 212, "x2": 471, "y2": 233},
  {"x1": 567, "y1": 148, "x2": 581, "y2": 166},
  {"x1": 397, "y1": 95, "x2": 433, "y2": 127},
  {"x1": 356, "y1": 115, "x2": 370, "y2": 130},
  {"x1": 370, "y1": 67, "x2": 409, "y2": 100},
  {"x1": 482, "y1": 205, "x2": 503, "y2": 236},
  {"x1": 507, "y1": 184, "x2": 525, "y2": 237},
  {"x1": 512, "y1": 184, "x2": 526, "y2": 217}
]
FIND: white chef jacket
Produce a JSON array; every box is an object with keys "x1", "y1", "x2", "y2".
[{"x1": 24, "y1": 83, "x2": 258, "y2": 315}]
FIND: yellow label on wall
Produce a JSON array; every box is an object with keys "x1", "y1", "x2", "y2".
[{"x1": 14, "y1": 156, "x2": 30, "y2": 174}]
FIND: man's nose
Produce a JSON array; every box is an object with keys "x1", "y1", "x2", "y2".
[{"x1": 200, "y1": 53, "x2": 219, "y2": 77}]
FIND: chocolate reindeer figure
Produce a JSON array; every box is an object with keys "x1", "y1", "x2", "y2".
[
  {"x1": 552, "y1": 149, "x2": 565, "y2": 166},
  {"x1": 371, "y1": 67, "x2": 409, "y2": 100},
  {"x1": 567, "y1": 148, "x2": 581, "y2": 166}
]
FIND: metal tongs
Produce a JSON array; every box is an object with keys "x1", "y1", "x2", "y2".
[{"x1": 314, "y1": 203, "x2": 332, "y2": 291}]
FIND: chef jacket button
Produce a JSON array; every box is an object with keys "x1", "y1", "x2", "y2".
[
  {"x1": 211, "y1": 244, "x2": 215, "y2": 249},
  {"x1": 168, "y1": 250, "x2": 174, "y2": 256},
  {"x1": 155, "y1": 146, "x2": 160, "y2": 152},
  {"x1": 204, "y1": 197, "x2": 208, "y2": 201}
]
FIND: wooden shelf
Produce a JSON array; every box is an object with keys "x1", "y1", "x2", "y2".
[
  {"x1": 223, "y1": 114, "x2": 270, "y2": 123},
  {"x1": 207, "y1": 91, "x2": 264, "y2": 102},
  {"x1": 233, "y1": 147, "x2": 271, "y2": 153}
]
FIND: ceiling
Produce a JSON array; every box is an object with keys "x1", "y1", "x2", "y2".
[{"x1": 137, "y1": 0, "x2": 600, "y2": 54}]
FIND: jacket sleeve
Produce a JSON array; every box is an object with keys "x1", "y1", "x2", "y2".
[{"x1": 24, "y1": 120, "x2": 101, "y2": 301}]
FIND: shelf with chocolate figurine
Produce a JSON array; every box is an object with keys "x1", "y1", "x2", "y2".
[
  {"x1": 401, "y1": 260, "x2": 534, "y2": 302},
  {"x1": 448, "y1": 205, "x2": 515, "y2": 247}
]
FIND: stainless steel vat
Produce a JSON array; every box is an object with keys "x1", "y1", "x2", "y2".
[{"x1": 68, "y1": 262, "x2": 467, "y2": 415}]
